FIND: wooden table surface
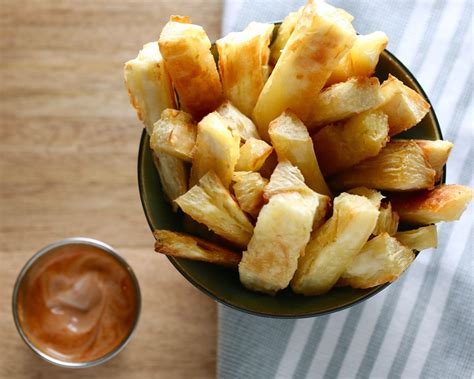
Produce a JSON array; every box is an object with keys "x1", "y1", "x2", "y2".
[{"x1": 0, "y1": 1, "x2": 222, "y2": 378}]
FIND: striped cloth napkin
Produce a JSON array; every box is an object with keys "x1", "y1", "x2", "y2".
[{"x1": 218, "y1": 1, "x2": 473, "y2": 378}]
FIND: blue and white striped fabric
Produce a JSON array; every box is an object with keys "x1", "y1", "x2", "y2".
[{"x1": 218, "y1": 1, "x2": 473, "y2": 378}]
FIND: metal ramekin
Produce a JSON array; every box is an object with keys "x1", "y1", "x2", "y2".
[{"x1": 12, "y1": 237, "x2": 142, "y2": 368}]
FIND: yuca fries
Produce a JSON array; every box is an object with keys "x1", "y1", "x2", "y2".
[
  {"x1": 217, "y1": 22, "x2": 274, "y2": 117},
  {"x1": 175, "y1": 171, "x2": 254, "y2": 248},
  {"x1": 239, "y1": 161, "x2": 323, "y2": 294},
  {"x1": 190, "y1": 112, "x2": 240, "y2": 188},
  {"x1": 232, "y1": 171, "x2": 268, "y2": 218},
  {"x1": 347, "y1": 187, "x2": 384, "y2": 209},
  {"x1": 124, "y1": 0, "x2": 472, "y2": 297},
  {"x1": 252, "y1": 0, "x2": 356, "y2": 140},
  {"x1": 348, "y1": 188, "x2": 398, "y2": 236},
  {"x1": 124, "y1": 42, "x2": 176, "y2": 135},
  {"x1": 269, "y1": 8, "x2": 302, "y2": 65},
  {"x1": 154, "y1": 230, "x2": 241, "y2": 267},
  {"x1": 313, "y1": 109, "x2": 389, "y2": 176},
  {"x1": 216, "y1": 101, "x2": 261, "y2": 142},
  {"x1": 307, "y1": 77, "x2": 384, "y2": 129},
  {"x1": 330, "y1": 141, "x2": 436, "y2": 191},
  {"x1": 159, "y1": 16, "x2": 222, "y2": 119},
  {"x1": 124, "y1": 42, "x2": 187, "y2": 210},
  {"x1": 327, "y1": 31, "x2": 388, "y2": 86},
  {"x1": 235, "y1": 138, "x2": 273, "y2": 172},
  {"x1": 150, "y1": 109, "x2": 196, "y2": 162},
  {"x1": 338, "y1": 233, "x2": 415, "y2": 289},
  {"x1": 269, "y1": 111, "x2": 332, "y2": 196},
  {"x1": 372, "y1": 202, "x2": 399, "y2": 236},
  {"x1": 379, "y1": 74, "x2": 430, "y2": 136},
  {"x1": 414, "y1": 140, "x2": 453, "y2": 181},
  {"x1": 262, "y1": 160, "x2": 331, "y2": 229},
  {"x1": 291, "y1": 193, "x2": 379, "y2": 295},
  {"x1": 390, "y1": 184, "x2": 473, "y2": 224},
  {"x1": 395, "y1": 225, "x2": 438, "y2": 251}
]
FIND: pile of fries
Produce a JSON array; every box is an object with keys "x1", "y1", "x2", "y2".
[{"x1": 124, "y1": 0, "x2": 472, "y2": 296}]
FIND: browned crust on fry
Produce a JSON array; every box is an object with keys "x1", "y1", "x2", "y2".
[
  {"x1": 390, "y1": 184, "x2": 473, "y2": 224},
  {"x1": 151, "y1": 151, "x2": 188, "y2": 212},
  {"x1": 124, "y1": 42, "x2": 176, "y2": 135},
  {"x1": 395, "y1": 225, "x2": 438, "y2": 251},
  {"x1": 252, "y1": 1, "x2": 356, "y2": 140},
  {"x1": 175, "y1": 171, "x2": 254, "y2": 247},
  {"x1": 338, "y1": 233, "x2": 415, "y2": 289},
  {"x1": 217, "y1": 22, "x2": 274, "y2": 117},
  {"x1": 313, "y1": 109, "x2": 389, "y2": 176},
  {"x1": 159, "y1": 19, "x2": 223, "y2": 119},
  {"x1": 232, "y1": 171, "x2": 268, "y2": 218},
  {"x1": 329, "y1": 140, "x2": 436, "y2": 191},
  {"x1": 379, "y1": 74, "x2": 430, "y2": 136},
  {"x1": 154, "y1": 230, "x2": 241, "y2": 267},
  {"x1": 235, "y1": 138, "x2": 274, "y2": 172},
  {"x1": 308, "y1": 77, "x2": 384, "y2": 128},
  {"x1": 170, "y1": 15, "x2": 191, "y2": 23},
  {"x1": 268, "y1": 111, "x2": 332, "y2": 196},
  {"x1": 413, "y1": 140, "x2": 453, "y2": 181}
]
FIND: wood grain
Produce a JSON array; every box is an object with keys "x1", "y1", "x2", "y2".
[{"x1": 0, "y1": 1, "x2": 222, "y2": 378}]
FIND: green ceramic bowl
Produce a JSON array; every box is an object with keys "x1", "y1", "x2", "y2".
[{"x1": 137, "y1": 26, "x2": 443, "y2": 318}]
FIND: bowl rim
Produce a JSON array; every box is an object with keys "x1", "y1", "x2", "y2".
[{"x1": 137, "y1": 48, "x2": 444, "y2": 319}]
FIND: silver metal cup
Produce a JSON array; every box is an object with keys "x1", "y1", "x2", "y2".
[{"x1": 12, "y1": 237, "x2": 141, "y2": 368}]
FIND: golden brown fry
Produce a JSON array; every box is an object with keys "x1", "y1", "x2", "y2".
[
  {"x1": 239, "y1": 193, "x2": 318, "y2": 294},
  {"x1": 379, "y1": 74, "x2": 430, "y2": 136},
  {"x1": 125, "y1": 43, "x2": 186, "y2": 211},
  {"x1": 263, "y1": 160, "x2": 331, "y2": 229},
  {"x1": 327, "y1": 52, "x2": 352, "y2": 87},
  {"x1": 269, "y1": 8, "x2": 302, "y2": 65},
  {"x1": 239, "y1": 161, "x2": 323, "y2": 294},
  {"x1": 313, "y1": 109, "x2": 389, "y2": 176},
  {"x1": 154, "y1": 230, "x2": 241, "y2": 267},
  {"x1": 395, "y1": 225, "x2": 438, "y2": 251},
  {"x1": 150, "y1": 109, "x2": 196, "y2": 162},
  {"x1": 351, "y1": 32, "x2": 388, "y2": 76},
  {"x1": 330, "y1": 140, "x2": 436, "y2": 191},
  {"x1": 269, "y1": 111, "x2": 332, "y2": 196},
  {"x1": 373, "y1": 202, "x2": 399, "y2": 236},
  {"x1": 190, "y1": 112, "x2": 241, "y2": 188},
  {"x1": 232, "y1": 171, "x2": 268, "y2": 218},
  {"x1": 347, "y1": 187, "x2": 384, "y2": 209},
  {"x1": 291, "y1": 193, "x2": 379, "y2": 295},
  {"x1": 252, "y1": 0, "x2": 356, "y2": 140},
  {"x1": 338, "y1": 233, "x2": 415, "y2": 289},
  {"x1": 347, "y1": 188, "x2": 398, "y2": 235},
  {"x1": 216, "y1": 101, "x2": 261, "y2": 142},
  {"x1": 124, "y1": 42, "x2": 176, "y2": 136},
  {"x1": 269, "y1": 5, "x2": 354, "y2": 67},
  {"x1": 308, "y1": 77, "x2": 384, "y2": 129},
  {"x1": 390, "y1": 184, "x2": 473, "y2": 224},
  {"x1": 175, "y1": 171, "x2": 253, "y2": 248},
  {"x1": 217, "y1": 22, "x2": 274, "y2": 117},
  {"x1": 414, "y1": 140, "x2": 453, "y2": 181},
  {"x1": 158, "y1": 16, "x2": 222, "y2": 119},
  {"x1": 235, "y1": 138, "x2": 273, "y2": 172},
  {"x1": 326, "y1": 31, "x2": 388, "y2": 86},
  {"x1": 263, "y1": 159, "x2": 312, "y2": 198},
  {"x1": 151, "y1": 152, "x2": 188, "y2": 212}
]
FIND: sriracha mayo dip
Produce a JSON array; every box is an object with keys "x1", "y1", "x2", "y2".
[{"x1": 13, "y1": 238, "x2": 141, "y2": 367}]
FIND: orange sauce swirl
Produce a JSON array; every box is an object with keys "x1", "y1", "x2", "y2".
[{"x1": 17, "y1": 244, "x2": 138, "y2": 362}]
